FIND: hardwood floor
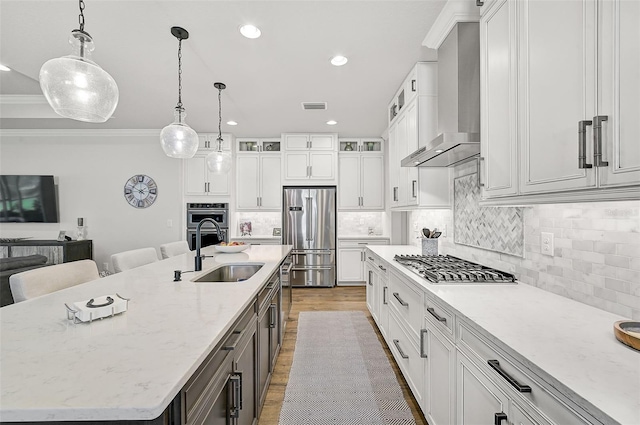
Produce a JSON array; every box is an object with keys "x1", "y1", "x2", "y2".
[{"x1": 257, "y1": 286, "x2": 428, "y2": 425}]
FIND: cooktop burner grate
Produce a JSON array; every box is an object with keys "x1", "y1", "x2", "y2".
[{"x1": 394, "y1": 254, "x2": 517, "y2": 284}]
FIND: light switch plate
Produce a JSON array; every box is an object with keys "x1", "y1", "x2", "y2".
[{"x1": 541, "y1": 232, "x2": 554, "y2": 256}]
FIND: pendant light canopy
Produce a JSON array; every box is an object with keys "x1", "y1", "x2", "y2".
[
  {"x1": 206, "y1": 82, "x2": 232, "y2": 175},
  {"x1": 39, "y1": 0, "x2": 119, "y2": 123},
  {"x1": 160, "y1": 27, "x2": 199, "y2": 159}
]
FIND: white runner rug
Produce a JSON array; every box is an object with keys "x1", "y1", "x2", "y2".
[{"x1": 279, "y1": 311, "x2": 417, "y2": 425}]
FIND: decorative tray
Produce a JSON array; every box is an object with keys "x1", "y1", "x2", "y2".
[
  {"x1": 65, "y1": 293, "x2": 130, "y2": 323},
  {"x1": 614, "y1": 320, "x2": 640, "y2": 351}
]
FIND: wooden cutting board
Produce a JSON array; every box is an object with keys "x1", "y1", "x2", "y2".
[{"x1": 614, "y1": 320, "x2": 640, "y2": 351}]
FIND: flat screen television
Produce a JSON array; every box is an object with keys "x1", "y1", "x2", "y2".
[{"x1": 0, "y1": 175, "x2": 59, "y2": 223}]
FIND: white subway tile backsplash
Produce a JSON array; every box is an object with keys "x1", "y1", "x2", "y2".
[{"x1": 409, "y1": 197, "x2": 640, "y2": 320}]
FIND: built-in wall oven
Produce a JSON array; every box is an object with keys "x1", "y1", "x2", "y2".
[{"x1": 186, "y1": 203, "x2": 229, "y2": 250}]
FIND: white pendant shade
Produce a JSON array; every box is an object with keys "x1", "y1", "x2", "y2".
[
  {"x1": 160, "y1": 108, "x2": 199, "y2": 158},
  {"x1": 206, "y1": 150, "x2": 232, "y2": 175},
  {"x1": 39, "y1": 32, "x2": 118, "y2": 123}
]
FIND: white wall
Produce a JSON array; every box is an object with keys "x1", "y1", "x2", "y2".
[
  {"x1": 0, "y1": 130, "x2": 183, "y2": 271},
  {"x1": 408, "y1": 161, "x2": 640, "y2": 321}
]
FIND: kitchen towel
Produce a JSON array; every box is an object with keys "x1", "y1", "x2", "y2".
[{"x1": 279, "y1": 311, "x2": 417, "y2": 425}]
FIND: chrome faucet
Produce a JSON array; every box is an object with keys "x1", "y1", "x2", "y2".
[{"x1": 195, "y1": 218, "x2": 225, "y2": 271}]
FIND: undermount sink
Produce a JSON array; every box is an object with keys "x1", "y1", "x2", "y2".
[{"x1": 193, "y1": 263, "x2": 264, "y2": 283}]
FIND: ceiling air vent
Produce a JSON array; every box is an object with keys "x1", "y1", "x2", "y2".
[{"x1": 301, "y1": 102, "x2": 327, "y2": 110}]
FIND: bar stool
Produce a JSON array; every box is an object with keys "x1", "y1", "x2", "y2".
[
  {"x1": 10, "y1": 260, "x2": 100, "y2": 303},
  {"x1": 111, "y1": 248, "x2": 159, "y2": 273},
  {"x1": 160, "y1": 241, "x2": 191, "y2": 259}
]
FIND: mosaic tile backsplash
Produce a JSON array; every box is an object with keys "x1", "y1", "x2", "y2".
[
  {"x1": 454, "y1": 173, "x2": 524, "y2": 257},
  {"x1": 409, "y1": 161, "x2": 640, "y2": 320}
]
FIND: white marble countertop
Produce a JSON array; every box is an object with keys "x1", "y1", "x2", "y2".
[
  {"x1": 0, "y1": 245, "x2": 292, "y2": 422},
  {"x1": 230, "y1": 235, "x2": 281, "y2": 240},
  {"x1": 337, "y1": 235, "x2": 390, "y2": 240},
  {"x1": 368, "y1": 245, "x2": 639, "y2": 425}
]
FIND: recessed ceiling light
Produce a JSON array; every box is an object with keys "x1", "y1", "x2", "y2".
[
  {"x1": 227, "y1": 120, "x2": 238, "y2": 126},
  {"x1": 330, "y1": 56, "x2": 348, "y2": 66},
  {"x1": 435, "y1": 149, "x2": 443, "y2": 153},
  {"x1": 240, "y1": 25, "x2": 261, "y2": 39},
  {"x1": 326, "y1": 120, "x2": 337, "y2": 125},
  {"x1": 0, "y1": 64, "x2": 11, "y2": 72}
]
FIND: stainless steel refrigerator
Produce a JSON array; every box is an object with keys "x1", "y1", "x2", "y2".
[{"x1": 282, "y1": 186, "x2": 336, "y2": 287}]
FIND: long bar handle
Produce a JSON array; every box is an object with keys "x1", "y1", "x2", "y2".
[
  {"x1": 412, "y1": 180, "x2": 417, "y2": 198},
  {"x1": 427, "y1": 307, "x2": 446, "y2": 323},
  {"x1": 269, "y1": 303, "x2": 277, "y2": 328},
  {"x1": 368, "y1": 270, "x2": 373, "y2": 286},
  {"x1": 229, "y1": 374, "x2": 242, "y2": 418},
  {"x1": 393, "y1": 292, "x2": 408, "y2": 307},
  {"x1": 305, "y1": 197, "x2": 313, "y2": 241},
  {"x1": 477, "y1": 156, "x2": 485, "y2": 187},
  {"x1": 383, "y1": 286, "x2": 388, "y2": 304},
  {"x1": 593, "y1": 115, "x2": 608, "y2": 167},
  {"x1": 488, "y1": 359, "x2": 532, "y2": 393},
  {"x1": 420, "y1": 329, "x2": 428, "y2": 358},
  {"x1": 222, "y1": 329, "x2": 246, "y2": 350},
  {"x1": 393, "y1": 339, "x2": 409, "y2": 359},
  {"x1": 411, "y1": 79, "x2": 416, "y2": 92},
  {"x1": 578, "y1": 120, "x2": 593, "y2": 169},
  {"x1": 494, "y1": 412, "x2": 508, "y2": 425},
  {"x1": 393, "y1": 187, "x2": 398, "y2": 202},
  {"x1": 378, "y1": 264, "x2": 386, "y2": 272}
]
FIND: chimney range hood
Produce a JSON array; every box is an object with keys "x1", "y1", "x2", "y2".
[{"x1": 402, "y1": 22, "x2": 480, "y2": 168}]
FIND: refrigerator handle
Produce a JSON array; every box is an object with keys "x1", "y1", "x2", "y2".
[{"x1": 305, "y1": 197, "x2": 313, "y2": 241}]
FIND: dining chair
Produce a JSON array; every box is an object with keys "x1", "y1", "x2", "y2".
[
  {"x1": 111, "y1": 247, "x2": 159, "y2": 273},
  {"x1": 160, "y1": 241, "x2": 191, "y2": 259},
  {"x1": 9, "y1": 259, "x2": 100, "y2": 303}
]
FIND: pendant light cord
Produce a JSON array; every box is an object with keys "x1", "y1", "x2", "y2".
[
  {"x1": 177, "y1": 38, "x2": 183, "y2": 111},
  {"x1": 217, "y1": 86, "x2": 223, "y2": 150},
  {"x1": 78, "y1": 0, "x2": 85, "y2": 31}
]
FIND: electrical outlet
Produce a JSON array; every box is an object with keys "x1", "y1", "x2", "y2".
[
  {"x1": 413, "y1": 222, "x2": 418, "y2": 230},
  {"x1": 167, "y1": 219, "x2": 173, "y2": 228},
  {"x1": 541, "y1": 232, "x2": 554, "y2": 256}
]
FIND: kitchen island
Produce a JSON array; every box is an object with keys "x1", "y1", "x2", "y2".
[
  {"x1": 0, "y1": 244, "x2": 291, "y2": 422},
  {"x1": 367, "y1": 245, "x2": 639, "y2": 425}
]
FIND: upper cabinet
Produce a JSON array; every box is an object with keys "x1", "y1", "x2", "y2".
[
  {"x1": 480, "y1": 0, "x2": 640, "y2": 204},
  {"x1": 387, "y1": 63, "x2": 451, "y2": 210},
  {"x1": 282, "y1": 133, "x2": 338, "y2": 183},
  {"x1": 236, "y1": 138, "x2": 281, "y2": 211},
  {"x1": 184, "y1": 133, "x2": 233, "y2": 197},
  {"x1": 338, "y1": 138, "x2": 385, "y2": 211}
]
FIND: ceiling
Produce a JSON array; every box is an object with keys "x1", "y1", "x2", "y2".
[{"x1": 0, "y1": 1, "x2": 445, "y2": 137}]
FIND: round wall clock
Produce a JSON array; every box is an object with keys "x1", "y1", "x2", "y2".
[{"x1": 123, "y1": 174, "x2": 158, "y2": 208}]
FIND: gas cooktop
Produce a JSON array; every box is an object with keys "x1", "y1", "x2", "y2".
[{"x1": 394, "y1": 254, "x2": 517, "y2": 285}]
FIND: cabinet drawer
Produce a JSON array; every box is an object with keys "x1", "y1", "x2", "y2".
[
  {"x1": 424, "y1": 294, "x2": 455, "y2": 339},
  {"x1": 457, "y1": 321, "x2": 591, "y2": 425},
  {"x1": 388, "y1": 269, "x2": 424, "y2": 341},
  {"x1": 389, "y1": 310, "x2": 424, "y2": 405},
  {"x1": 339, "y1": 239, "x2": 389, "y2": 248}
]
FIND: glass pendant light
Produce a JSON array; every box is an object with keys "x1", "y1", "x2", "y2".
[
  {"x1": 206, "y1": 83, "x2": 232, "y2": 174},
  {"x1": 39, "y1": 0, "x2": 119, "y2": 123},
  {"x1": 160, "y1": 27, "x2": 199, "y2": 159}
]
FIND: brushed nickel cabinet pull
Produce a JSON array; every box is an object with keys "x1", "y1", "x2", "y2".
[
  {"x1": 412, "y1": 180, "x2": 417, "y2": 198},
  {"x1": 393, "y1": 339, "x2": 409, "y2": 359},
  {"x1": 427, "y1": 307, "x2": 446, "y2": 323},
  {"x1": 393, "y1": 292, "x2": 408, "y2": 307},
  {"x1": 578, "y1": 120, "x2": 593, "y2": 169},
  {"x1": 383, "y1": 286, "x2": 388, "y2": 304},
  {"x1": 420, "y1": 329, "x2": 428, "y2": 358},
  {"x1": 593, "y1": 115, "x2": 609, "y2": 167},
  {"x1": 477, "y1": 157, "x2": 485, "y2": 187}
]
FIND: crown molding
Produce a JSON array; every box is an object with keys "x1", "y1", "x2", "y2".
[
  {"x1": 423, "y1": 0, "x2": 480, "y2": 49},
  {"x1": 0, "y1": 129, "x2": 161, "y2": 138}
]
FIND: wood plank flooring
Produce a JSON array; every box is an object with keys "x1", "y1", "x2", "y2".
[{"x1": 257, "y1": 286, "x2": 428, "y2": 425}]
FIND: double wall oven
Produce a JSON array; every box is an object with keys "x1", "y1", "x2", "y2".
[{"x1": 186, "y1": 203, "x2": 229, "y2": 250}]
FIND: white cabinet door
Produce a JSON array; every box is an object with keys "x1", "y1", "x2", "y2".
[
  {"x1": 260, "y1": 156, "x2": 281, "y2": 210},
  {"x1": 518, "y1": 0, "x2": 597, "y2": 194},
  {"x1": 456, "y1": 351, "x2": 509, "y2": 425},
  {"x1": 481, "y1": 0, "x2": 519, "y2": 198},
  {"x1": 236, "y1": 155, "x2": 259, "y2": 209},
  {"x1": 185, "y1": 155, "x2": 207, "y2": 195},
  {"x1": 338, "y1": 248, "x2": 364, "y2": 282},
  {"x1": 338, "y1": 155, "x2": 361, "y2": 209},
  {"x1": 207, "y1": 167, "x2": 230, "y2": 196},
  {"x1": 598, "y1": 0, "x2": 640, "y2": 188},
  {"x1": 361, "y1": 156, "x2": 384, "y2": 209},
  {"x1": 309, "y1": 152, "x2": 335, "y2": 179},
  {"x1": 378, "y1": 274, "x2": 389, "y2": 339},
  {"x1": 424, "y1": 326, "x2": 456, "y2": 425},
  {"x1": 310, "y1": 134, "x2": 335, "y2": 150},
  {"x1": 395, "y1": 113, "x2": 408, "y2": 205},
  {"x1": 283, "y1": 134, "x2": 309, "y2": 150},
  {"x1": 284, "y1": 152, "x2": 309, "y2": 179},
  {"x1": 405, "y1": 100, "x2": 419, "y2": 205},
  {"x1": 365, "y1": 264, "x2": 377, "y2": 320},
  {"x1": 388, "y1": 123, "x2": 399, "y2": 207}
]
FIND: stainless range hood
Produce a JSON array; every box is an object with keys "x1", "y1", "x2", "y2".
[{"x1": 402, "y1": 22, "x2": 480, "y2": 168}]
